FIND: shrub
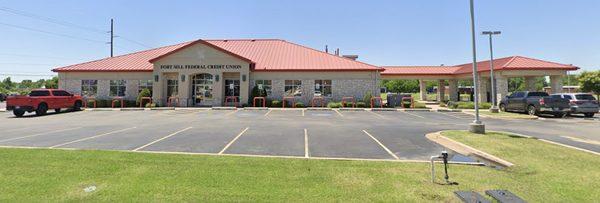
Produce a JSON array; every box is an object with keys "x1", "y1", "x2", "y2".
[
  {"x1": 327, "y1": 102, "x2": 342, "y2": 108},
  {"x1": 249, "y1": 85, "x2": 268, "y2": 105},
  {"x1": 413, "y1": 102, "x2": 427, "y2": 108},
  {"x1": 145, "y1": 102, "x2": 156, "y2": 108},
  {"x1": 356, "y1": 102, "x2": 367, "y2": 108},
  {"x1": 137, "y1": 88, "x2": 152, "y2": 106},
  {"x1": 271, "y1": 100, "x2": 281, "y2": 107},
  {"x1": 294, "y1": 102, "x2": 305, "y2": 108},
  {"x1": 363, "y1": 92, "x2": 373, "y2": 105},
  {"x1": 446, "y1": 101, "x2": 492, "y2": 109}
]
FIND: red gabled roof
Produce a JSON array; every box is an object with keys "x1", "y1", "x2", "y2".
[
  {"x1": 381, "y1": 56, "x2": 578, "y2": 75},
  {"x1": 53, "y1": 39, "x2": 382, "y2": 72},
  {"x1": 380, "y1": 66, "x2": 461, "y2": 75}
]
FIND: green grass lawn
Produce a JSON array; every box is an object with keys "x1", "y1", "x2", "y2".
[{"x1": 0, "y1": 131, "x2": 598, "y2": 201}]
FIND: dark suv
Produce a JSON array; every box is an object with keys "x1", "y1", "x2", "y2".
[{"x1": 551, "y1": 93, "x2": 599, "y2": 117}]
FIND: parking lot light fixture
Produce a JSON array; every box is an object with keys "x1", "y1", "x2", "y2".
[
  {"x1": 482, "y1": 30, "x2": 501, "y2": 113},
  {"x1": 468, "y1": 0, "x2": 485, "y2": 134}
]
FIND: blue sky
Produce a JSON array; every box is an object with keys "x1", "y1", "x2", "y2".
[{"x1": 1, "y1": 0, "x2": 598, "y2": 81}]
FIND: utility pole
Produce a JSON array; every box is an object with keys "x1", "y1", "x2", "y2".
[{"x1": 110, "y1": 19, "x2": 114, "y2": 57}]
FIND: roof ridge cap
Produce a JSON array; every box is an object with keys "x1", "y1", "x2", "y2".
[{"x1": 511, "y1": 55, "x2": 574, "y2": 67}]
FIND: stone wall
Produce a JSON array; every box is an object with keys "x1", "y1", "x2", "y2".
[{"x1": 251, "y1": 79, "x2": 378, "y2": 104}]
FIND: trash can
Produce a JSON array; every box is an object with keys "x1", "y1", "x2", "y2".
[{"x1": 386, "y1": 93, "x2": 400, "y2": 107}]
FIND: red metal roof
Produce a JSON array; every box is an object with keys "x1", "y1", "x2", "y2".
[
  {"x1": 380, "y1": 66, "x2": 461, "y2": 75},
  {"x1": 381, "y1": 56, "x2": 578, "y2": 75},
  {"x1": 53, "y1": 39, "x2": 382, "y2": 72}
]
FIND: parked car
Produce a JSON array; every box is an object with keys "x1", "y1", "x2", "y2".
[
  {"x1": 6, "y1": 89, "x2": 83, "y2": 117},
  {"x1": 499, "y1": 91, "x2": 571, "y2": 117},
  {"x1": 551, "y1": 93, "x2": 599, "y2": 117}
]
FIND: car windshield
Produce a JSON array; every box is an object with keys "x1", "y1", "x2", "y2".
[
  {"x1": 575, "y1": 94, "x2": 596, "y2": 100},
  {"x1": 528, "y1": 92, "x2": 549, "y2": 97},
  {"x1": 29, "y1": 90, "x2": 50, "y2": 96}
]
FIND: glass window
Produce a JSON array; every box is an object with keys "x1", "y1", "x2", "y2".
[
  {"x1": 284, "y1": 80, "x2": 302, "y2": 97},
  {"x1": 138, "y1": 80, "x2": 153, "y2": 94},
  {"x1": 254, "y1": 80, "x2": 272, "y2": 96},
  {"x1": 167, "y1": 79, "x2": 178, "y2": 97},
  {"x1": 575, "y1": 94, "x2": 596, "y2": 100},
  {"x1": 29, "y1": 90, "x2": 50, "y2": 96},
  {"x1": 81, "y1": 80, "x2": 97, "y2": 97},
  {"x1": 527, "y1": 92, "x2": 549, "y2": 97},
  {"x1": 52, "y1": 90, "x2": 71, "y2": 96},
  {"x1": 109, "y1": 80, "x2": 126, "y2": 97},
  {"x1": 563, "y1": 95, "x2": 573, "y2": 100},
  {"x1": 314, "y1": 80, "x2": 332, "y2": 97}
]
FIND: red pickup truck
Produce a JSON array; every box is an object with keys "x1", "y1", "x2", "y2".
[{"x1": 6, "y1": 89, "x2": 83, "y2": 117}]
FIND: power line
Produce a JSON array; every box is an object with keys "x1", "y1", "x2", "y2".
[
  {"x1": 0, "y1": 6, "x2": 106, "y2": 34},
  {"x1": 0, "y1": 6, "x2": 152, "y2": 48},
  {"x1": 0, "y1": 62, "x2": 64, "y2": 66},
  {"x1": 0, "y1": 22, "x2": 106, "y2": 44},
  {"x1": 0, "y1": 53, "x2": 88, "y2": 60}
]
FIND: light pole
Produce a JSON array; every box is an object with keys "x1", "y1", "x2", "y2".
[
  {"x1": 482, "y1": 31, "x2": 501, "y2": 113},
  {"x1": 468, "y1": 0, "x2": 485, "y2": 134}
]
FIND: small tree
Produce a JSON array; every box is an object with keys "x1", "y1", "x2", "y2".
[
  {"x1": 363, "y1": 91, "x2": 373, "y2": 103},
  {"x1": 44, "y1": 76, "x2": 59, "y2": 89},
  {"x1": 137, "y1": 88, "x2": 152, "y2": 106},
  {"x1": 578, "y1": 71, "x2": 600, "y2": 99}
]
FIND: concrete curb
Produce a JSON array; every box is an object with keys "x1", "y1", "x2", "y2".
[
  {"x1": 212, "y1": 107, "x2": 236, "y2": 110},
  {"x1": 243, "y1": 107, "x2": 268, "y2": 110},
  {"x1": 338, "y1": 108, "x2": 365, "y2": 111},
  {"x1": 369, "y1": 108, "x2": 397, "y2": 111},
  {"x1": 461, "y1": 110, "x2": 539, "y2": 120},
  {"x1": 150, "y1": 107, "x2": 175, "y2": 110},
  {"x1": 305, "y1": 107, "x2": 332, "y2": 111},
  {"x1": 425, "y1": 131, "x2": 515, "y2": 167}
]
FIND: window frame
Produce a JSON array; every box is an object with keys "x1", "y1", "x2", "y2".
[
  {"x1": 284, "y1": 80, "x2": 303, "y2": 97},
  {"x1": 254, "y1": 80, "x2": 272, "y2": 96},
  {"x1": 138, "y1": 80, "x2": 153, "y2": 96},
  {"x1": 166, "y1": 79, "x2": 179, "y2": 98},
  {"x1": 109, "y1": 80, "x2": 126, "y2": 97},
  {"x1": 314, "y1": 79, "x2": 332, "y2": 97},
  {"x1": 81, "y1": 79, "x2": 98, "y2": 97}
]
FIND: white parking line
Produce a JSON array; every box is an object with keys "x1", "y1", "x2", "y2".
[
  {"x1": 264, "y1": 109, "x2": 273, "y2": 117},
  {"x1": 334, "y1": 109, "x2": 344, "y2": 117},
  {"x1": 132, "y1": 127, "x2": 193, "y2": 151},
  {"x1": 304, "y1": 128, "x2": 309, "y2": 158},
  {"x1": 440, "y1": 112, "x2": 462, "y2": 119},
  {"x1": 0, "y1": 127, "x2": 82, "y2": 143},
  {"x1": 218, "y1": 127, "x2": 249, "y2": 154},
  {"x1": 302, "y1": 109, "x2": 305, "y2": 117},
  {"x1": 50, "y1": 127, "x2": 137, "y2": 148},
  {"x1": 224, "y1": 109, "x2": 239, "y2": 116},
  {"x1": 368, "y1": 110, "x2": 385, "y2": 119},
  {"x1": 362, "y1": 130, "x2": 399, "y2": 160},
  {"x1": 562, "y1": 136, "x2": 600, "y2": 146},
  {"x1": 400, "y1": 111, "x2": 425, "y2": 119}
]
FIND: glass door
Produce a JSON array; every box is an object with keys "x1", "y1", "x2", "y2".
[
  {"x1": 192, "y1": 74, "x2": 214, "y2": 106},
  {"x1": 224, "y1": 79, "x2": 240, "y2": 104}
]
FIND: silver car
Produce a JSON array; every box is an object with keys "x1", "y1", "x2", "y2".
[{"x1": 551, "y1": 93, "x2": 599, "y2": 117}]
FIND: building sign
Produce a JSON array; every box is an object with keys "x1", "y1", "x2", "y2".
[{"x1": 160, "y1": 64, "x2": 242, "y2": 70}]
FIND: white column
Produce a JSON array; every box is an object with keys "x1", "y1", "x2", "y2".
[
  {"x1": 524, "y1": 76, "x2": 537, "y2": 91},
  {"x1": 495, "y1": 75, "x2": 509, "y2": 105},
  {"x1": 437, "y1": 80, "x2": 446, "y2": 102},
  {"x1": 549, "y1": 75, "x2": 563, "y2": 94},
  {"x1": 419, "y1": 80, "x2": 427, "y2": 101},
  {"x1": 448, "y1": 79, "x2": 459, "y2": 102}
]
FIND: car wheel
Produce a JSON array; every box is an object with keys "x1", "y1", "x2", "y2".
[
  {"x1": 527, "y1": 105, "x2": 537, "y2": 116},
  {"x1": 73, "y1": 101, "x2": 82, "y2": 111},
  {"x1": 55, "y1": 108, "x2": 61, "y2": 113},
  {"x1": 499, "y1": 103, "x2": 506, "y2": 112},
  {"x1": 13, "y1": 109, "x2": 25, "y2": 117},
  {"x1": 35, "y1": 103, "x2": 48, "y2": 116},
  {"x1": 584, "y1": 113, "x2": 595, "y2": 118}
]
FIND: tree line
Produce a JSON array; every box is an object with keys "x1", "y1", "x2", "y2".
[{"x1": 0, "y1": 76, "x2": 59, "y2": 95}]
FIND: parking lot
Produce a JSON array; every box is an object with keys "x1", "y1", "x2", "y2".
[{"x1": 1, "y1": 108, "x2": 599, "y2": 160}]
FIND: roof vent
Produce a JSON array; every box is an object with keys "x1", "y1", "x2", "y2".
[
  {"x1": 251, "y1": 39, "x2": 256, "y2": 42},
  {"x1": 223, "y1": 40, "x2": 228, "y2": 42},
  {"x1": 342, "y1": 55, "x2": 358, "y2": 61}
]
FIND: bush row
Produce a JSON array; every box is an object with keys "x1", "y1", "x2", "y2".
[
  {"x1": 84, "y1": 99, "x2": 156, "y2": 108},
  {"x1": 446, "y1": 101, "x2": 492, "y2": 109}
]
